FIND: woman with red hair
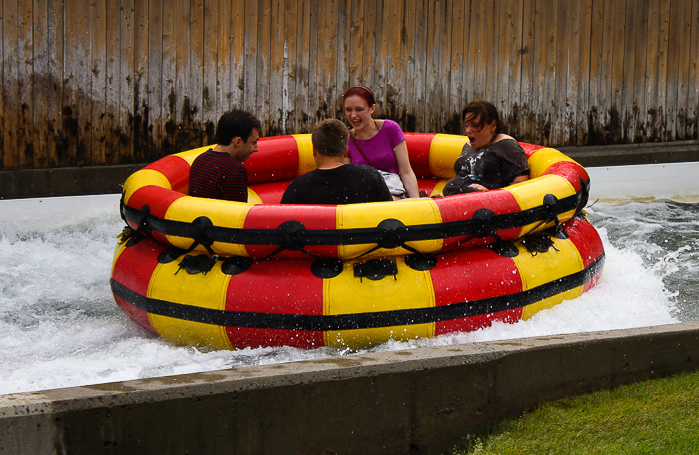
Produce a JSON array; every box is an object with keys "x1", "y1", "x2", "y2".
[{"x1": 342, "y1": 86, "x2": 419, "y2": 199}]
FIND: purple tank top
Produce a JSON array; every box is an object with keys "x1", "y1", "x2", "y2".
[{"x1": 347, "y1": 119, "x2": 405, "y2": 174}]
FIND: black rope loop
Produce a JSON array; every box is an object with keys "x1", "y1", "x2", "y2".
[
  {"x1": 277, "y1": 220, "x2": 307, "y2": 251},
  {"x1": 542, "y1": 194, "x2": 560, "y2": 222},
  {"x1": 137, "y1": 205, "x2": 153, "y2": 234},
  {"x1": 376, "y1": 219, "x2": 407, "y2": 249},
  {"x1": 575, "y1": 177, "x2": 591, "y2": 216}
]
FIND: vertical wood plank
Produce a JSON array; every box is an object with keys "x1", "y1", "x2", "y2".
[
  {"x1": 90, "y1": 0, "x2": 106, "y2": 166},
  {"x1": 621, "y1": 0, "x2": 637, "y2": 142},
  {"x1": 0, "y1": 0, "x2": 4, "y2": 169},
  {"x1": 304, "y1": 0, "x2": 319, "y2": 128},
  {"x1": 482, "y1": 0, "x2": 497, "y2": 102},
  {"x1": 434, "y1": 0, "x2": 452, "y2": 132},
  {"x1": 467, "y1": 0, "x2": 485, "y2": 101},
  {"x1": 562, "y1": 1, "x2": 581, "y2": 145},
  {"x1": 230, "y1": 0, "x2": 245, "y2": 113},
  {"x1": 360, "y1": 0, "x2": 376, "y2": 92},
  {"x1": 609, "y1": 0, "x2": 626, "y2": 143},
  {"x1": 404, "y1": 0, "x2": 424, "y2": 132},
  {"x1": 317, "y1": 0, "x2": 339, "y2": 123},
  {"x1": 632, "y1": 0, "x2": 648, "y2": 142},
  {"x1": 119, "y1": 0, "x2": 135, "y2": 161},
  {"x1": 516, "y1": 0, "x2": 535, "y2": 142},
  {"x1": 32, "y1": 0, "x2": 47, "y2": 168},
  {"x1": 348, "y1": 0, "x2": 364, "y2": 87},
  {"x1": 282, "y1": 0, "x2": 298, "y2": 133},
  {"x1": 446, "y1": 0, "x2": 466, "y2": 134},
  {"x1": 688, "y1": 0, "x2": 699, "y2": 139},
  {"x1": 424, "y1": 0, "x2": 444, "y2": 132},
  {"x1": 587, "y1": 0, "x2": 604, "y2": 145},
  {"x1": 542, "y1": 0, "x2": 557, "y2": 146},
  {"x1": 255, "y1": 0, "x2": 272, "y2": 132},
  {"x1": 495, "y1": 0, "x2": 511, "y2": 132},
  {"x1": 596, "y1": 0, "x2": 613, "y2": 143},
  {"x1": 645, "y1": 0, "x2": 670, "y2": 141},
  {"x1": 189, "y1": 0, "x2": 204, "y2": 148},
  {"x1": 147, "y1": 0, "x2": 164, "y2": 161},
  {"x1": 17, "y1": 0, "x2": 33, "y2": 168},
  {"x1": 62, "y1": 0, "x2": 91, "y2": 167},
  {"x1": 295, "y1": 0, "x2": 312, "y2": 132},
  {"x1": 243, "y1": 0, "x2": 258, "y2": 114},
  {"x1": 531, "y1": 0, "x2": 549, "y2": 144},
  {"x1": 161, "y1": 0, "x2": 178, "y2": 155},
  {"x1": 202, "y1": 0, "x2": 219, "y2": 144},
  {"x1": 675, "y1": 0, "x2": 695, "y2": 139},
  {"x1": 375, "y1": 0, "x2": 388, "y2": 115},
  {"x1": 174, "y1": 0, "x2": 190, "y2": 151},
  {"x1": 212, "y1": 0, "x2": 230, "y2": 117},
  {"x1": 103, "y1": 0, "x2": 120, "y2": 163},
  {"x1": 267, "y1": 0, "x2": 285, "y2": 134},
  {"x1": 552, "y1": 0, "x2": 569, "y2": 145},
  {"x1": 504, "y1": 0, "x2": 523, "y2": 139},
  {"x1": 576, "y1": 0, "x2": 592, "y2": 146},
  {"x1": 133, "y1": 0, "x2": 150, "y2": 160},
  {"x1": 666, "y1": 0, "x2": 683, "y2": 140},
  {"x1": 334, "y1": 0, "x2": 349, "y2": 119},
  {"x1": 3, "y1": 0, "x2": 19, "y2": 169}
]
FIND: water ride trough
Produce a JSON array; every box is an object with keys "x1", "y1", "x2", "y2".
[{"x1": 111, "y1": 133, "x2": 605, "y2": 350}]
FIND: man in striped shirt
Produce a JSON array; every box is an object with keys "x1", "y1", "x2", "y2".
[{"x1": 188, "y1": 109, "x2": 261, "y2": 202}]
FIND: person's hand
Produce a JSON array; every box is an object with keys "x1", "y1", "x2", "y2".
[
  {"x1": 467, "y1": 183, "x2": 488, "y2": 192},
  {"x1": 419, "y1": 190, "x2": 429, "y2": 198}
]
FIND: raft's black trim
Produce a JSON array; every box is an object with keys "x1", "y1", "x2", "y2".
[
  {"x1": 121, "y1": 186, "x2": 588, "y2": 248},
  {"x1": 111, "y1": 253, "x2": 604, "y2": 331},
  {"x1": 311, "y1": 259, "x2": 344, "y2": 279}
]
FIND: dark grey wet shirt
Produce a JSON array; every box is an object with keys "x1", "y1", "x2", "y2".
[{"x1": 443, "y1": 139, "x2": 529, "y2": 195}]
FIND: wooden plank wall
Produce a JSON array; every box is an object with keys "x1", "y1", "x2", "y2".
[{"x1": 1, "y1": 0, "x2": 698, "y2": 170}]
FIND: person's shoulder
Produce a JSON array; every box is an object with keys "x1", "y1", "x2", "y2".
[
  {"x1": 346, "y1": 163, "x2": 381, "y2": 174},
  {"x1": 493, "y1": 136, "x2": 519, "y2": 146},
  {"x1": 493, "y1": 137, "x2": 524, "y2": 151},
  {"x1": 381, "y1": 119, "x2": 402, "y2": 130},
  {"x1": 191, "y1": 148, "x2": 214, "y2": 163}
]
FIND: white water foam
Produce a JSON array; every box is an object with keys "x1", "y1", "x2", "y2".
[{"x1": 1, "y1": 163, "x2": 696, "y2": 395}]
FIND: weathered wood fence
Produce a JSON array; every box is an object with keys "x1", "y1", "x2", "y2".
[{"x1": 1, "y1": 0, "x2": 698, "y2": 171}]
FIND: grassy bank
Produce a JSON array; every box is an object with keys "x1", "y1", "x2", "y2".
[{"x1": 449, "y1": 370, "x2": 699, "y2": 454}]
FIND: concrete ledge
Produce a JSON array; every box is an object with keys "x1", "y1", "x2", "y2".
[
  {"x1": 559, "y1": 140, "x2": 699, "y2": 167},
  {"x1": 2, "y1": 322, "x2": 699, "y2": 454},
  {"x1": 0, "y1": 164, "x2": 144, "y2": 199},
  {"x1": 1, "y1": 141, "x2": 699, "y2": 199}
]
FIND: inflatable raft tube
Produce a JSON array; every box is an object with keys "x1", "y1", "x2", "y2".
[
  {"x1": 111, "y1": 133, "x2": 604, "y2": 350},
  {"x1": 118, "y1": 133, "x2": 590, "y2": 260}
]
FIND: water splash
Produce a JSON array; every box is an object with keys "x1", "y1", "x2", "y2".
[{"x1": 0, "y1": 194, "x2": 692, "y2": 395}]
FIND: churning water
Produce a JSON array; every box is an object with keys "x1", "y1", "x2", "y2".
[{"x1": 1, "y1": 162, "x2": 698, "y2": 395}]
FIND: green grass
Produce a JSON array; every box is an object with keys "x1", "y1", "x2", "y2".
[{"x1": 448, "y1": 370, "x2": 699, "y2": 455}]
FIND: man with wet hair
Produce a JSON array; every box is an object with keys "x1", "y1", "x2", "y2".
[
  {"x1": 188, "y1": 109, "x2": 261, "y2": 202},
  {"x1": 281, "y1": 119, "x2": 392, "y2": 204}
]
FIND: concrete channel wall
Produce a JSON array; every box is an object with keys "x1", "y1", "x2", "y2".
[{"x1": 2, "y1": 322, "x2": 699, "y2": 455}]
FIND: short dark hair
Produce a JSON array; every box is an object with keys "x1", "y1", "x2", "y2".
[
  {"x1": 312, "y1": 119, "x2": 349, "y2": 157},
  {"x1": 343, "y1": 86, "x2": 376, "y2": 107},
  {"x1": 462, "y1": 100, "x2": 502, "y2": 135},
  {"x1": 214, "y1": 109, "x2": 262, "y2": 146}
]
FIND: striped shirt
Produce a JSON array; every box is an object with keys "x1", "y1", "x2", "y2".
[{"x1": 188, "y1": 149, "x2": 248, "y2": 202}]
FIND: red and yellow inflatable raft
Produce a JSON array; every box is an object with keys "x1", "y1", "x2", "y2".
[{"x1": 111, "y1": 133, "x2": 604, "y2": 350}]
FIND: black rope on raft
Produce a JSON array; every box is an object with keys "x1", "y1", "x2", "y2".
[
  {"x1": 117, "y1": 184, "x2": 592, "y2": 275},
  {"x1": 259, "y1": 220, "x2": 326, "y2": 261},
  {"x1": 119, "y1": 188, "x2": 582, "y2": 248}
]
